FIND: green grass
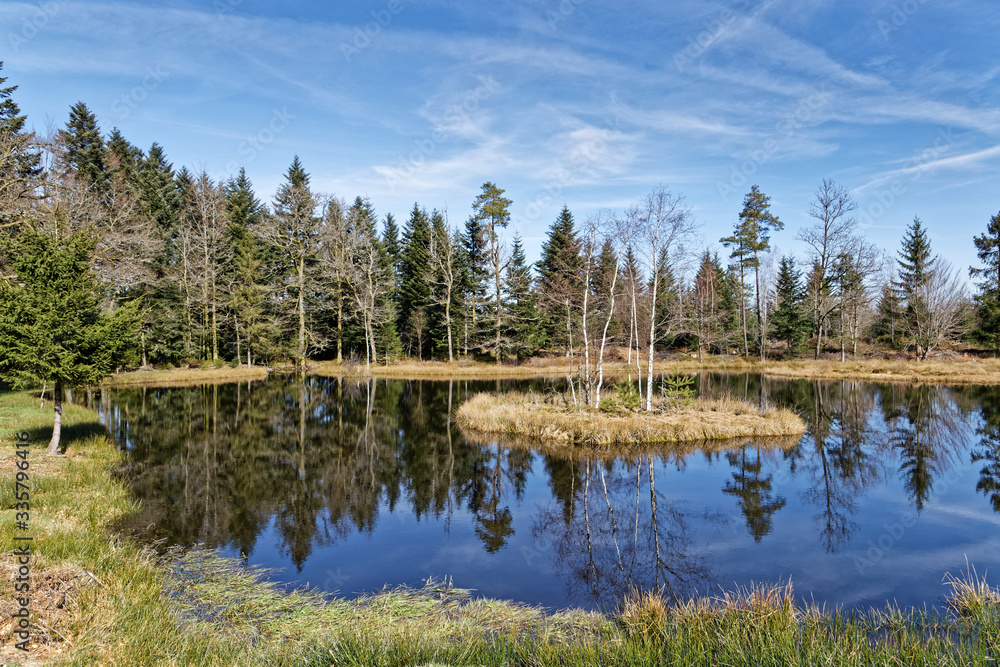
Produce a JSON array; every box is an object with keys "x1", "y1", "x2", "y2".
[{"x1": 2, "y1": 389, "x2": 999, "y2": 666}]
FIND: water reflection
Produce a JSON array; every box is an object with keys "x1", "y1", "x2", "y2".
[{"x1": 104, "y1": 375, "x2": 1000, "y2": 611}]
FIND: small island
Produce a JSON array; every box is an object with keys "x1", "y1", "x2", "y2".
[{"x1": 456, "y1": 390, "x2": 806, "y2": 446}]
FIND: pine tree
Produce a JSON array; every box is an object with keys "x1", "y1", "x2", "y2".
[
  {"x1": 723, "y1": 185, "x2": 782, "y2": 360},
  {"x1": 770, "y1": 255, "x2": 807, "y2": 353},
  {"x1": 0, "y1": 229, "x2": 141, "y2": 454},
  {"x1": 971, "y1": 211, "x2": 1000, "y2": 352},
  {"x1": 398, "y1": 203, "x2": 433, "y2": 358},
  {"x1": 59, "y1": 102, "x2": 109, "y2": 193},
  {"x1": 469, "y1": 182, "x2": 513, "y2": 364}
]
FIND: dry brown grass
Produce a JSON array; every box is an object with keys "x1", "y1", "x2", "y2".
[
  {"x1": 455, "y1": 391, "x2": 806, "y2": 446},
  {"x1": 755, "y1": 357, "x2": 1000, "y2": 385},
  {"x1": 101, "y1": 365, "x2": 270, "y2": 387}
]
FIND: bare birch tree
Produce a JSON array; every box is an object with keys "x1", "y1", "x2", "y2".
[
  {"x1": 799, "y1": 179, "x2": 859, "y2": 358},
  {"x1": 632, "y1": 186, "x2": 696, "y2": 411}
]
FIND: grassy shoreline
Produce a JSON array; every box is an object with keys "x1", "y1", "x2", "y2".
[
  {"x1": 456, "y1": 391, "x2": 807, "y2": 446},
  {"x1": 4, "y1": 391, "x2": 1000, "y2": 665},
  {"x1": 100, "y1": 354, "x2": 1000, "y2": 386}
]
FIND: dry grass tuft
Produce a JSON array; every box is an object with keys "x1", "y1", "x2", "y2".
[
  {"x1": 456, "y1": 390, "x2": 806, "y2": 446},
  {"x1": 944, "y1": 565, "x2": 1000, "y2": 620}
]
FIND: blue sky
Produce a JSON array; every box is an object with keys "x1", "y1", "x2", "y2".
[{"x1": 3, "y1": 0, "x2": 999, "y2": 277}]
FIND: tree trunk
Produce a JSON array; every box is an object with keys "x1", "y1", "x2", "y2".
[
  {"x1": 445, "y1": 299, "x2": 454, "y2": 363},
  {"x1": 297, "y1": 256, "x2": 306, "y2": 375},
  {"x1": 47, "y1": 379, "x2": 63, "y2": 455},
  {"x1": 739, "y1": 255, "x2": 748, "y2": 357},
  {"x1": 337, "y1": 291, "x2": 343, "y2": 364},
  {"x1": 646, "y1": 273, "x2": 658, "y2": 412}
]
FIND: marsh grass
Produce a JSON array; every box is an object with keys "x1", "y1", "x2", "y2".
[
  {"x1": 100, "y1": 365, "x2": 269, "y2": 388},
  {"x1": 4, "y1": 389, "x2": 1000, "y2": 665},
  {"x1": 455, "y1": 390, "x2": 807, "y2": 446},
  {"x1": 754, "y1": 357, "x2": 1000, "y2": 385}
]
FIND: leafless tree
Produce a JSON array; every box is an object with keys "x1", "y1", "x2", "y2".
[
  {"x1": 188, "y1": 172, "x2": 230, "y2": 361},
  {"x1": 799, "y1": 180, "x2": 859, "y2": 358},
  {"x1": 429, "y1": 215, "x2": 460, "y2": 362},
  {"x1": 632, "y1": 186, "x2": 696, "y2": 411},
  {"x1": 318, "y1": 195, "x2": 350, "y2": 363},
  {"x1": 907, "y1": 259, "x2": 972, "y2": 359}
]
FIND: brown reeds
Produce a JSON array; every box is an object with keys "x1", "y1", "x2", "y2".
[{"x1": 455, "y1": 391, "x2": 806, "y2": 446}]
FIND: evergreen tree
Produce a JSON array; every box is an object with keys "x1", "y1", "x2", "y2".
[
  {"x1": 723, "y1": 185, "x2": 782, "y2": 360},
  {"x1": 259, "y1": 156, "x2": 320, "y2": 372},
  {"x1": 224, "y1": 169, "x2": 273, "y2": 365},
  {"x1": 105, "y1": 128, "x2": 143, "y2": 198},
  {"x1": 0, "y1": 61, "x2": 41, "y2": 204},
  {"x1": 398, "y1": 203, "x2": 433, "y2": 358},
  {"x1": 650, "y1": 248, "x2": 680, "y2": 348},
  {"x1": 770, "y1": 255, "x2": 808, "y2": 353},
  {"x1": 382, "y1": 212, "x2": 401, "y2": 281},
  {"x1": 872, "y1": 280, "x2": 903, "y2": 349},
  {"x1": 0, "y1": 229, "x2": 141, "y2": 454},
  {"x1": 0, "y1": 62, "x2": 28, "y2": 138},
  {"x1": 461, "y1": 206, "x2": 489, "y2": 354},
  {"x1": 895, "y1": 217, "x2": 935, "y2": 357},
  {"x1": 971, "y1": 211, "x2": 1000, "y2": 352},
  {"x1": 536, "y1": 205, "x2": 583, "y2": 353},
  {"x1": 59, "y1": 101, "x2": 109, "y2": 193},
  {"x1": 503, "y1": 234, "x2": 542, "y2": 360},
  {"x1": 468, "y1": 182, "x2": 513, "y2": 364}
]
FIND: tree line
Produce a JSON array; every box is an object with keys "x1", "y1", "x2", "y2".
[{"x1": 3, "y1": 63, "x2": 1000, "y2": 399}]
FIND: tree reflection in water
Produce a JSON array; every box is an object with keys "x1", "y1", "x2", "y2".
[
  {"x1": 531, "y1": 451, "x2": 715, "y2": 610},
  {"x1": 102, "y1": 375, "x2": 997, "y2": 610}
]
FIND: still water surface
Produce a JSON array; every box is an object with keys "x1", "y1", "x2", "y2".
[{"x1": 100, "y1": 375, "x2": 1000, "y2": 612}]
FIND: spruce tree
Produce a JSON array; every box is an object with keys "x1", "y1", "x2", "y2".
[
  {"x1": 382, "y1": 212, "x2": 401, "y2": 281},
  {"x1": 895, "y1": 217, "x2": 935, "y2": 356},
  {"x1": 262, "y1": 156, "x2": 320, "y2": 372},
  {"x1": 536, "y1": 205, "x2": 582, "y2": 353},
  {"x1": 224, "y1": 169, "x2": 272, "y2": 365},
  {"x1": 971, "y1": 211, "x2": 1000, "y2": 352},
  {"x1": 770, "y1": 255, "x2": 807, "y2": 353},
  {"x1": 0, "y1": 61, "x2": 41, "y2": 197},
  {"x1": 399, "y1": 203, "x2": 433, "y2": 358},
  {"x1": 503, "y1": 234, "x2": 542, "y2": 360},
  {"x1": 0, "y1": 229, "x2": 141, "y2": 454},
  {"x1": 461, "y1": 209, "x2": 488, "y2": 354},
  {"x1": 59, "y1": 102, "x2": 109, "y2": 193}
]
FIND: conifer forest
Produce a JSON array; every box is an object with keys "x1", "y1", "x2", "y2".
[{"x1": 2, "y1": 62, "x2": 997, "y2": 376}]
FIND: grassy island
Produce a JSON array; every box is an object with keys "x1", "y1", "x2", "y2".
[{"x1": 455, "y1": 390, "x2": 807, "y2": 446}]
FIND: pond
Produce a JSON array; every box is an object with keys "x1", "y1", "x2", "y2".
[{"x1": 98, "y1": 374, "x2": 1000, "y2": 613}]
